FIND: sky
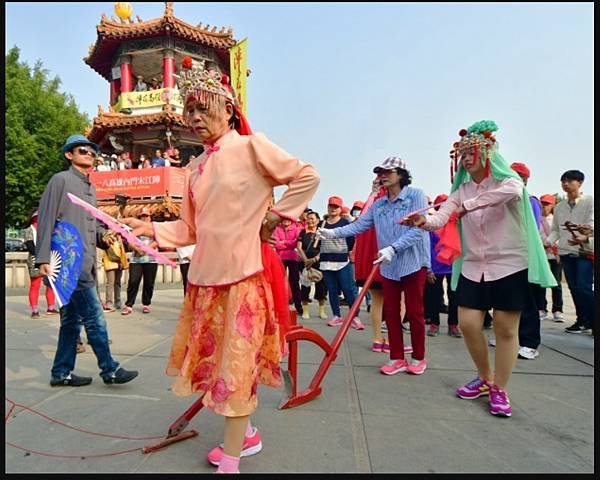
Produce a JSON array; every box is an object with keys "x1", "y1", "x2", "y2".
[{"x1": 5, "y1": 2, "x2": 594, "y2": 212}]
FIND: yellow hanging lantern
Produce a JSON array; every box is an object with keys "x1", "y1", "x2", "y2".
[{"x1": 114, "y1": 2, "x2": 133, "y2": 21}]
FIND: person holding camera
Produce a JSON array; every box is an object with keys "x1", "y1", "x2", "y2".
[
  {"x1": 545, "y1": 170, "x2": 594, "y2": 335},
  {"x1": 296, "y1": 210, "x2": 328, "y2": 319}
]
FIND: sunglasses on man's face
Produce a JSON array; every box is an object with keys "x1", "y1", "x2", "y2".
[{"x1": 75, "y1": 147, "x2": 95, "y2": 157}]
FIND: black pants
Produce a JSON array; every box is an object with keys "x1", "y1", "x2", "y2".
[
  {"x1": 180, "y1": 262, "x2": 190, "y2": 296},
  {"x1": 300, "y1": 276, "x2": 328, "y2": 302},
  {"x1": 424, "y1": 274, "x2": 457, "y2": 326},
  {"x1": 532, "y1": 259, "x2": 563, "y2": 313},
  {"x1": 126, "y1": 263, "x2": 158, "y2": 307},
  {"x1": 283, "y1": 260, "x2": 303, "y2": 314},
  {"x1": 518, "y1": 282, "x2": 541, "y2": 349}
]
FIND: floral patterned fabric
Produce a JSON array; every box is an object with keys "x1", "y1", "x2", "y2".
[{"x1": 166, "y1": 271, "x2": 282, "y2": 417}]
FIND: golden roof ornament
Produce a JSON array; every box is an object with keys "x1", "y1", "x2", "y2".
[{"x1": 114, "y1": 2, "x2": 132, "y2": 23}]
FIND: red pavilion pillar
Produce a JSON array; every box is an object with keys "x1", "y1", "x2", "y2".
[
  {"x1": 163, "y1": 50, "x2": 175, "y2": 88},
  {"x1": 120, "y1": 55, "x2": 133, "y2": 93}
]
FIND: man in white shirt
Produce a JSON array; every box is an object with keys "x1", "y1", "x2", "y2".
[
  {"x1": 546, "y1": 170, "x2": 594, "y2": 334},
  {"x1": 96, "y1": 156, "x2": 111, "y2": 172}
]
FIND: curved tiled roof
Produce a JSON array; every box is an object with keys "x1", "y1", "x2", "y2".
[
  {"x1": 85, "y1": 3, "x2": 236, "y2": 81},
  {"x1": 86, "y1": 108, "x2": 188, "y2": 144}
]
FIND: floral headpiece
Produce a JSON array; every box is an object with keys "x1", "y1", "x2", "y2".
[
  {"x1": 449, "y1": 120, "x2": 498, "y2": 182},
  {"x1": 174, "y1": 56, "x2": 236, "y2": 107}
]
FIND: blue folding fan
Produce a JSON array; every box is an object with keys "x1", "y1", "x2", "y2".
[{"x1": 46, "y1": 221, "x2": 84, "y2": 308}]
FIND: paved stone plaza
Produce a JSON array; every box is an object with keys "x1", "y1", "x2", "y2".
[{"x1": 5, "y1": 284, "x2": 594, "y2": 473}]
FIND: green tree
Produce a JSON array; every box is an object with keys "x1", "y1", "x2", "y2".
[{"x1": 5, "y1": 46, "x2": 90, "y2": 228}]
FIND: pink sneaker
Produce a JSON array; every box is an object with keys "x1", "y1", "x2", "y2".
[
  {"x1": 207, "y1": 427, "x2": 263, "y2": 466},
  {"x1": 142, "y1": 305, "x2": 151, "y2": 314},
  {"x1": 456, "y1": 377, "x2": 491, "y2": 399},
  {"x1": 372, "y1": 342, "x2": 384, "y2": 353},
  {"x1": 380, "y1": 358, "x2": 409, "y2": 375},
  {"x1": 406, "y1": 358, "x2": 427, "y2": 375},
  {"x1": 351, "y1": 318, "x2": 365, "y2": 330},
  {"x1": 327, "y1": 316, "x2": 343, "y2": 327},
  {"x1": 121, "y1": 306, "x2": 133, "y2": 316},
  {"x1": 404, "y1": 345, "x2": 413, "y2": 354},
  {"x1": 488, "y1": 385, "x2": 512, "y2": 417}
]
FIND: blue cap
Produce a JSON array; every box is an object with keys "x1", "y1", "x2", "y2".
[{"x1": 61, "y1": 134, "x2": 99, "y2": 157}]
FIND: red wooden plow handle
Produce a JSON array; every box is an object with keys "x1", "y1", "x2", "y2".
[{"x1": 279, "y1": 264, "x2": 380, "y2": 409}]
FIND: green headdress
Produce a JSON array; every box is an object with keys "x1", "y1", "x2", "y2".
[{"x1": 448, "y1": 120, "x2": 556, "y2": 290}]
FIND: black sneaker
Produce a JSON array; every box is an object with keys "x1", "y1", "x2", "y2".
[
  {"x1": 31, "y1": 311, "x2": 40, "y2": 318},
  {"x1": 103, "y1": 367, "x2": 139, "y2": 385},
  {"x1": 565, "y1": 323, "x2": 591, "y2": 334},
  {"x1": 50, "y1": 373, "x2": 93, "y2": 387}
]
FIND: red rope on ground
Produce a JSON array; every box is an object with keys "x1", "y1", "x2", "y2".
[
  {"x1": 6, "y1": 441, "x2": 143, "y2": 459},
  {"x1": 5, "y1": 397, "x2": 164, "y2": 440},
  {"x1": 5, "y1": 403, "x2": 16, "y2": 422},
  {"x1": 5, "y1": 397, "x2": 171, "y2": 459}
]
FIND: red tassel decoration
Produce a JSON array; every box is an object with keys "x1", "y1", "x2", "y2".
[
  {"x1": 483, "y1": 152, "x2": 491, "y2": 178},
  {"x1": 472, "y1": 145, "x2": 480, "y2": 176}
]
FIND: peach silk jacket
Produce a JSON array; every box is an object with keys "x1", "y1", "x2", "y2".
[{"x1": 153, "y1": 130, "x2": 320, "y2": 287}]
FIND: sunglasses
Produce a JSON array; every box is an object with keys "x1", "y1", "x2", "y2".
[{"x1": 76, "y1": 147, "x2": 95, "y2": 157}]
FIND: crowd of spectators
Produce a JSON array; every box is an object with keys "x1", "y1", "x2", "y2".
[{"x1": 92, "y1": 148, "x2": 185, "y2": 172}]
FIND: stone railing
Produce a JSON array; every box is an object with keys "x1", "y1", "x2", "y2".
[{"x1": 5, "y1": 252, "x2": 183, "y2": 289}]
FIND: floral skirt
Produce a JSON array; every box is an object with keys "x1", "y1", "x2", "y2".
[{"x1": 166, "y1": 272, "x2": 282, "y2": 417}]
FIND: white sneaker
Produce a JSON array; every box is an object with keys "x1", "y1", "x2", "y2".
[
  {"x1": 539, "y1": 310, "x2": 548, "y2": 321},
  {"x1": 553, "y1": 312, "x2": 565, "y2": 322},
  {"x1": 488, "y1": 336, "x2": 496, "y2": 347},
  {"x1": 518, "y1": 346, "x2": 540, "y2": 360}
]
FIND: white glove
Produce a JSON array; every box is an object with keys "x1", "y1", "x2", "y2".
[
  {"x1": 373, "y1": 246, "x2": 395, "y2": 265},
  {"x1": 316, "y1": 228, "x2": 336, "y2": 240}
]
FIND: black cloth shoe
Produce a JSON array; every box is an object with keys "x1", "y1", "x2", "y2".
[
  {"x1": 103, "y1": 367, "x2": 139, "y2": 385},
  {"x1": 50, "y1": 373, "x2": 93, "y2": 387},
  {"x1": 565, "y1": 323, "x2": 591, "y2": 334}
]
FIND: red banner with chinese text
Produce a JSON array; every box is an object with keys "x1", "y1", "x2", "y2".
[{"x1": 89, "y1": 167, "x2": 185, "y2": 200}]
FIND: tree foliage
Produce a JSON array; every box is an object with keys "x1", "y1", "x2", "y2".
[{"x1": 5, "y1": 46, "x2": 90, "y2": 228}]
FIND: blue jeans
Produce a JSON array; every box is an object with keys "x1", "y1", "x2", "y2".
[
  {"x1": 323, "y1": 263, "x2": 357, "y2": 317},
  {"x1": 51, "y1": 286, "x2": 119, "y2": 380},
  {"x1": 560, "y1": 255, "x2": 594, "y2": 328}
]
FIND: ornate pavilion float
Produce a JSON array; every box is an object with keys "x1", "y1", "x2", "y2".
[{"x1": 83, "y1": 2, "x2": 248, "y2": 220}]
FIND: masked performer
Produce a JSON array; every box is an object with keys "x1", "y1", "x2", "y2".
[{"x1": 402, "y1": 120, "x2": 555, "y2": 417}]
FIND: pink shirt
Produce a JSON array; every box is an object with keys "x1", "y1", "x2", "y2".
[
  {"x1": 274, "y1": 223, "x2": 302, "y2": 261},
  {"x1": 424, "y1": 177, "x2": 527, "y2": 282},
  {"x1": 153, "y1": 130, "x2": 320, "y2": 286}
]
